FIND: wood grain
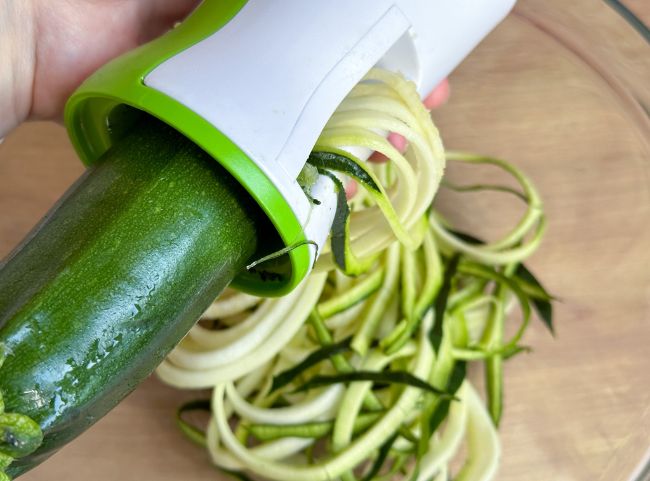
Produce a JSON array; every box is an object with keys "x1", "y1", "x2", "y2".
[{"x1": 1, "y1": 1, "x2": 648, "y2": 480}]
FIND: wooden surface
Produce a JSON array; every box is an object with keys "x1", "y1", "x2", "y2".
[{"x1": 1, "y1": 1, "x2": 649, "y2": 480}]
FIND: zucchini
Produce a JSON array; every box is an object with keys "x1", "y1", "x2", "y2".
[{"x1": 0, "y1": 117, "x2": 262, "y2": 477}]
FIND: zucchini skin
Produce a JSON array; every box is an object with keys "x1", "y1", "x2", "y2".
[{"x1": 0, "y1": 118, "x2": 261, "y2": 476}]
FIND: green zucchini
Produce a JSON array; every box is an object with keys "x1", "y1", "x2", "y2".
[{"x1": 0, "y1": 117, "x2": 262, "y2": 477}]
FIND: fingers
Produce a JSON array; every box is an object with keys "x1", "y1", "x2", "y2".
[
  {"x1": 423, "y1": 78, "x2": 451, "y2": 110},
  {"x1": 149, "y1": 0, "x2": 201, "y2": 18},
  {"x1": 345, "y1": 180, "x2": 358, "y2": 200},
  {"x1": 137, "y1": 0, "x2": 202, "y2": 43},
  {"x1": 369, "y1": 132, "x2": 409, "y2": 163},
  {"x1": 368, "y1": 79, "x2": 450, "y2": 164}
]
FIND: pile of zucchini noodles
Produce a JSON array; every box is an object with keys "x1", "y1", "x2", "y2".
[{"x1": 158, "y1": 69, "x2": 551, "y2": 481}]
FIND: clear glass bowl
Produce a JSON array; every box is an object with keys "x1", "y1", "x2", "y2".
[{"x1": 1, "y1": 0, "x2": 648, "y2": 480}]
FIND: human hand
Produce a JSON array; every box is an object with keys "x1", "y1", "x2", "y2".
[{"x1": 0, "y1": 0, "x2": 200, "y2": 138}]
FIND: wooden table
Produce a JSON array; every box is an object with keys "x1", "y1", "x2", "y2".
[{"x1": 1, "y1": 1, "x2": 649, "y2": 480}]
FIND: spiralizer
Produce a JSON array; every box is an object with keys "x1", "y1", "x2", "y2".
[
  {"x1": 64, "y1": 0, "x2": 516, "y2": 297},
  {"x1": 0, "y1": 1, "x2": 521, "y2": 478}
]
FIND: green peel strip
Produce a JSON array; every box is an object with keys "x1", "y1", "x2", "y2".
[
  {"x1": 316, "y1": 168, "x2": 378, "y2": 275},
  {"x1": 310, "y1": 150, "x2": 419, "y2": 252}
]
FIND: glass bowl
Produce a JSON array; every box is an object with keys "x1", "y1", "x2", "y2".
[{"x1": 1, "y1": 0, "x2": 648, "y2": 479}]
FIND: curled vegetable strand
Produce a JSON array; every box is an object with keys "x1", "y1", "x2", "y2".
[{"x1": 161, "y1": 69, "x2": 552, "y2": 481}]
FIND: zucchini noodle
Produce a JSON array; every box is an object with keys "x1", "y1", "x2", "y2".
[
  {"x1": 315, "y1": 68, "x2": 447, "y2": 267},
  {"x1": 160, "y1": 69, "x2": 551, "y2": 480}
]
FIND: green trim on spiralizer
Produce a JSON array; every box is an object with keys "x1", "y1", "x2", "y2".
[{"x1": 64, "y1": 0, "x2": 311, "y2": 296}]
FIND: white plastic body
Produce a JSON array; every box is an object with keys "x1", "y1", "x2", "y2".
[{"x1": 145, "y1": 0, "x2": 516, "y2": 266}]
